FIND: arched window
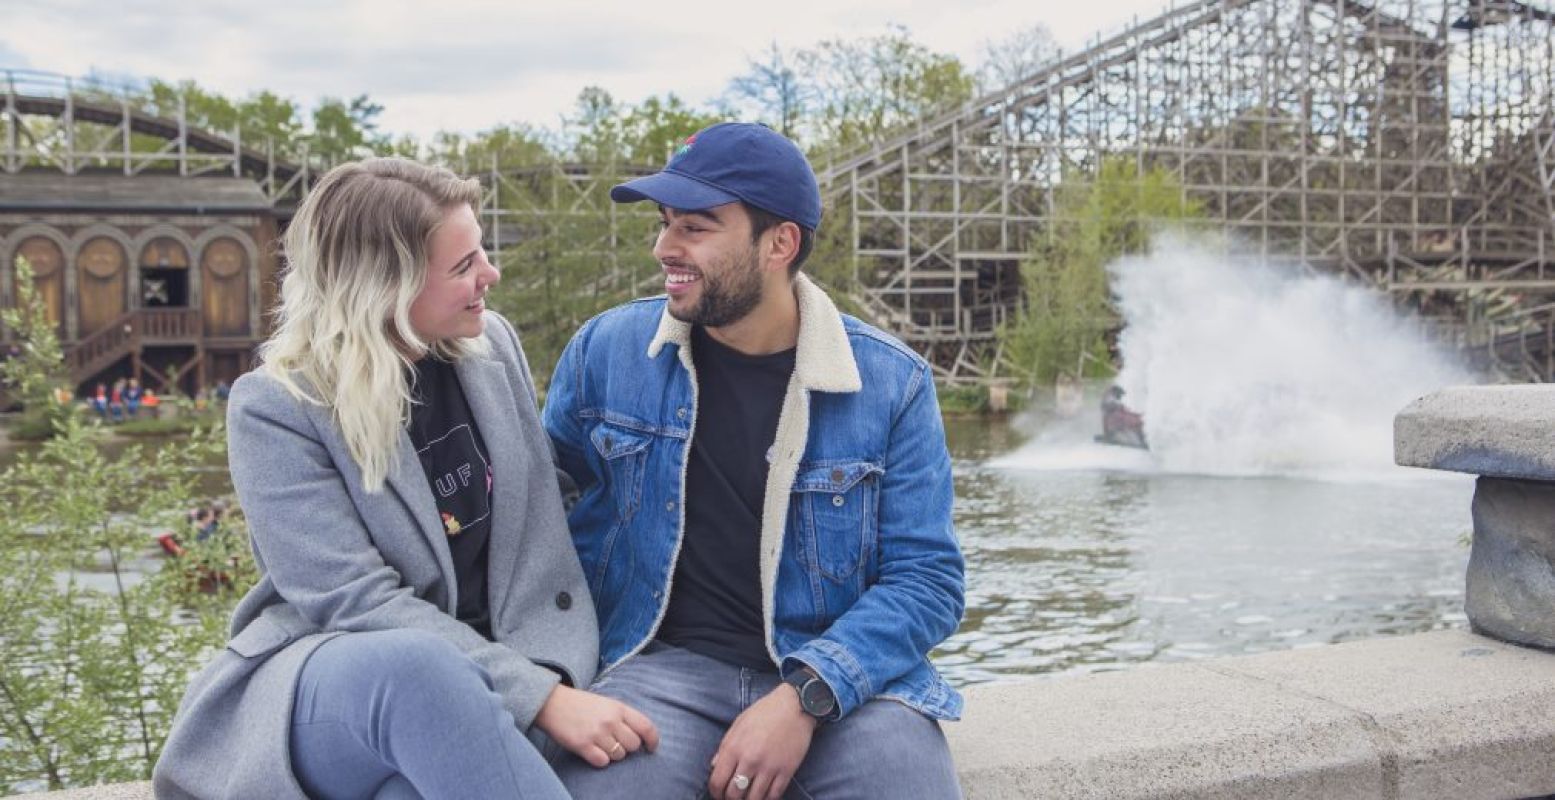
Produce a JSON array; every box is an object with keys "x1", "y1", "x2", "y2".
[{"x1": 139, "y1": 237, "x2": 191, "y2": 308}]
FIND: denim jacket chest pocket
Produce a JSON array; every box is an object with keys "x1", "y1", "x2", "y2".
[
  {"x1": 590, "y1": 423, "x2": 653, "y2": 521},
  {"x1": 790, "y1": 460, "x2": 883, "y2": 587}
]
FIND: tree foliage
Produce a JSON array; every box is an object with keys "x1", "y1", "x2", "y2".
[
  {"x1": 308, "y1": 94, "x2": 388, "y2": 162},
  {"x1": 0, "y1": 418, "x2": 246, "y2": 793},
  {"x1": 1000, "y1": 158, "x2": 1204, "y2": 386},
  {"x1": 1, "y1": 257, "x2": 73, "y2": 437},
  {"x1": 0, "y1": 275, "x2": 253, "y2": 792},
  {"x1": 564, "y1": 88, "x2": 721, "y2": 165},
  {"x1": 800, "y1": 25, "x2": 975, "y2": 150},
  {"x1": 724, "y1": 26, "x2": 976, "y2": 153}
]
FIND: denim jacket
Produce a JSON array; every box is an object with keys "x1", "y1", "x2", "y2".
[{"x1": 543, "y1": 275, "x2": 965, "y2": 720}]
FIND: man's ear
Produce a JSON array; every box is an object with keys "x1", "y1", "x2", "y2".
[{"x1": 764, "y1": 221, "x2": 802, "y2": 274}]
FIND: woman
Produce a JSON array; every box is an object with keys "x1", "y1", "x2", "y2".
[{"x1": 154, "y1": 158, "x2": 656, "y2": 799}]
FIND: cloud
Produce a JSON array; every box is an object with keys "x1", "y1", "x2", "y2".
[
  {"x1": 1, "y1": 0, "x2": 1173, "y2": 140},
  {"x1": 0, "y1": 39, "x2": 31, "y2": 70}
]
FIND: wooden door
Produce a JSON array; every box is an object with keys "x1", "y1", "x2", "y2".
[
  {"x1": 201, "y1": 238, "x2": 250, "y2": 337},
  {"x1": 14, "y1": 237, "x2": 66, "y2": 337},
  {"x1": 77, "y1": 237, "x2": 128, "y2": 338}
]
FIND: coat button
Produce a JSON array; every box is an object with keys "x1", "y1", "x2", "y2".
[
  {"x1": 555, "y1": 591, "x2": 572, "y2": 610},
  {"x1": 830, "y1": 468, "x2": 845, "y2": 482},
  {"x1": 666, "y1": 500, "x2": 676, "y2": 512},
  {"x1": 676, "y1": 407, "x2": 687, "y2": 419},
  {"x1": 603, "y1": 435, "x2": 614, "y2": 451},
  {"x1": 832, "y1": 495, "x2": 845, "y2": 507}
]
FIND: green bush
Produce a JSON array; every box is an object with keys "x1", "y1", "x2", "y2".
[
  {"x1": 937, "y1": 384, "x2": 989, "y2": 415},
  {"x1": 6, "y1": 412, "x2": 60, "y2": 442},
  {"x1": 1, "y1": 257, "x2": 76, "y2": 442},
  {"x1": 114, "y1": 411, "x2": 223, "y2": 437},
  {"x1": 0, "y1": 410, "x2": 250, "y2": 790}
]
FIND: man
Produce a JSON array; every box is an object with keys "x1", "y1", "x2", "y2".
[{"x1": 543, "y1": 122, "x2": 964, "y2": 800}]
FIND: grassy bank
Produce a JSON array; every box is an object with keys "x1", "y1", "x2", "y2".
[{"x1": 938, "y1": 382, "x2": 1024, "y2": 418}]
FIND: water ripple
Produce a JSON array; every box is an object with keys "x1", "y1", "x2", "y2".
[{"x1": 936, "y1": 418, "x2": 1472, "y2": 687}]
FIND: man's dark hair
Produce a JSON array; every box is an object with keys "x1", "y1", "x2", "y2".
[{"x1": 745, "y1": 203, "x2": 815, "y2": 276}]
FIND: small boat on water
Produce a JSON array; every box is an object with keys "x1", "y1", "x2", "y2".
[{"x1": 1095, "y1": 386, "x2": 1148, "y2": 450}]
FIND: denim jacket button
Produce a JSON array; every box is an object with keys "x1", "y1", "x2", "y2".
[
  {"x1": 676, "y1": 407, "x2": 687, "y2": 419},
  {"x1": 603, "y1": 435, "x2": 614, "y2": 451},
  {"x1": 555, "y1": 591, "x2": 573, "y2": 610},
  {"x1": 666, "y1": 500, "x2": 676, "y2": 512},
  {"x1": 832, "y1": 495, "x2": 845, "y2": 507},
  {"x1": 830, "y1": 468, "x2": 844, "y2": 482}
]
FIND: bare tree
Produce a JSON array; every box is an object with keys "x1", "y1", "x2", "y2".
[
  {"x1": 800, "y1": 24, "x2": 975, "y2": 150},
  {"x1": 725, "y1": 42, "x2": 807, "y2": 139},
  {"x1": 976, "y1": 24, "x2": 1059, "y2": 94}
]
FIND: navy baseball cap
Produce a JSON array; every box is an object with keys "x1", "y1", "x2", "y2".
[{"x1": 610, "y1": 122, "x2": 822, "y2": 231}]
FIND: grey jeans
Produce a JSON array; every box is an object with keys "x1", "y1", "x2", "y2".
[
  {"x1": 552, "y1": 642, "x2": 962, "y2": 800},
  {"x1": 290, "y1": 629, "x2": 569, "y2": 800}
]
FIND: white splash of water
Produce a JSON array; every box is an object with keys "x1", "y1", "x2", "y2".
[
  {"x1": 1111, "y1": 236, "x2": 1475, "y2": 478},
  {"x1": 993, "y1": 235, "x2": 1477, "y2": 480}
]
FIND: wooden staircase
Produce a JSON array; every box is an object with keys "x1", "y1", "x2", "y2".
[{"x1": 66, "y1": 308, "x2": 203, "y2": 385}]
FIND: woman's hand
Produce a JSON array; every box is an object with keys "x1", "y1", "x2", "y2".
[{"x1": 534, "y1": 684, "x2": 660, "y2": 768}]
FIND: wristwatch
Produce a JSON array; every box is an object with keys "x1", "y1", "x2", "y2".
[{"x1": 783, "y1": 667, "x2": 838, "y2": 720}]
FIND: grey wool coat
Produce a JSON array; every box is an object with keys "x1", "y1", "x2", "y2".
[{"x1": 153, "y1": 311, "x2": 598, "y2": 799}]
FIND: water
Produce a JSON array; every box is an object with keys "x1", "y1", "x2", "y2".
[
  {"x1": 935, "y1": 239, "x2": 1477, "y2": 686},
  {"x1": 937, "y1": 418, "x2": 1471, "y2": 686}
]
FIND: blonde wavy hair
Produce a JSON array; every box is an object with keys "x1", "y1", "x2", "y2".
[{"x1": 261, "y1": 157, "x2": 487, "y2": 492}]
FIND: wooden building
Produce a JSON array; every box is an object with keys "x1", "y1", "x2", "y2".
[{"x1": 0, "y1": 172, "x2": 282, "y2": 396}]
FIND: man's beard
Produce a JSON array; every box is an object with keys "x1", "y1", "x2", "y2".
[{"x1": 667, "y1": 244, "x2": 764, "y2": 327}]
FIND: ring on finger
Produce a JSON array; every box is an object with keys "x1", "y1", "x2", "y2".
[
  {"x1": 608, "y1": 741, "x2": 624, "y2": 756},
  {"x1": 733, "y1": 774, "x2": 752, "y2": 791}
]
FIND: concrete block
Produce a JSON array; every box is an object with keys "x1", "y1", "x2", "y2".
[
  {"x1": 948, "y1": 663, "x2": 1383, "y2": 799},
  {"x1": 1217, "y1": 629, "x2": 1555, "y2": 800},
  {"x1": 1465, "y1": 477, "x2": 1555, "y2": 648},
  {"x1": 18, "y1": 785, "x2": 148, "y2": 800},
  {"x1": 1395, "y1": 385, "x2": 1555, "y2": 480}
]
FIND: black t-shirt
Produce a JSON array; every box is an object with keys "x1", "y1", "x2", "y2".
[
  {"x1": 407, "y1": 357, "x2": 494, "y2": 640},
  {"x1": 656, "y1": 325, "x2": 795, "y2": 670}
]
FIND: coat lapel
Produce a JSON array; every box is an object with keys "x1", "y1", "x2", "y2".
[{"x1": 455, "y1": 353, "x2": 526, "y2": 625}]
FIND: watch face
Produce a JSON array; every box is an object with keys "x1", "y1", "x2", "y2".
[{"x1": 801, "y1": 680, "x2": 837, "y2": 716}]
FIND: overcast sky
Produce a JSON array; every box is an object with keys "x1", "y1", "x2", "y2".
[{"x1": 4, "y1": 0, "x2": 1172, "y2": 141}]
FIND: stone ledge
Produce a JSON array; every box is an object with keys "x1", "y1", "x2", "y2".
[
  {"x1": 953, "y1": 629, "x2": 1555, "y2": 799},
  {"x1": 1395, "y1": 385, "x2": 1555, "y2": 479},
  {"x1": 18, "y1": 630, "x2": 1555, "y2": 799}
]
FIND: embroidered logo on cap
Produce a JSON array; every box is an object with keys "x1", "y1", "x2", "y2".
[{"x1": 670, "y1": 134, "x2": 698, "y2": 164}]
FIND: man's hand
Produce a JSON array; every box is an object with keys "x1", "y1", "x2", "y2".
[
  {"x1": 534, "y1": 684, "x2": 660, "y2": 768},
  {"x1": 708, "y1": 683, "x2": 817, "y2": 800}
]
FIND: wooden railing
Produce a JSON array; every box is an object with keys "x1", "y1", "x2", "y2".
[
  {"x1": 64, "y1": 308, "x2": 204, "y2": 384},
  {"x1": 135, "y1": 308, "x2": 202, "y2": 342}
]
